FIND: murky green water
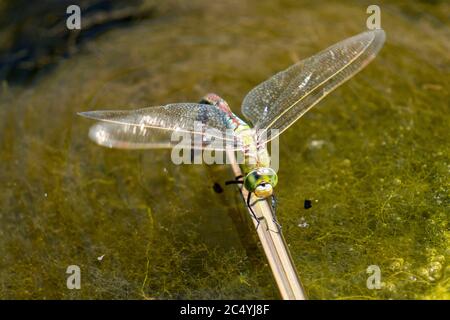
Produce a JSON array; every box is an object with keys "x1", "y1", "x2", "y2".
[{"x1": 0, "y1": 0, "x2": 448, "y2": 299}]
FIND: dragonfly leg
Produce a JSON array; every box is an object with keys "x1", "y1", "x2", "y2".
[
  {"x1": 247, "y1": 192, "x2": 263, "y2": 230},
  {"x1": 271, "y1": 193, "x2": 277, "y2": 212},
  {"x1": 270, "y1": 194, "x2": 282, "y2": 232},
  {"x1": 225, "y1": 175, "x2": 244, "y2": 185},
  {"x1": 225, "y1": 180, "x2": 243, "y2": 185},
  {"x1": 226, "y1": 175, "x2": 263, "y2": 230}
]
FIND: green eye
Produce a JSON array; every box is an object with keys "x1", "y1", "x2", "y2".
[{"x1": 244, "y1": 167, "x2": 278, "y2": 194}]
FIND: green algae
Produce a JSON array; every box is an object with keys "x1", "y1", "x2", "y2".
[{"x1": 0, "y1": 0, "x2": 448, "y2": 299}]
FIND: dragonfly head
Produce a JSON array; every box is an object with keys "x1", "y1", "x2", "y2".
[{"x1": 244, "y1": 167, "x2": 278, "y2": 199}]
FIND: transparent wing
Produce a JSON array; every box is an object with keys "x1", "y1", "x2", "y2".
[
  {"x1": 78, "y1": 103, "x2": 243, "y2": 151},
  {"x1": 241, "y1": 29, "x2": 385, "y2": 143}
]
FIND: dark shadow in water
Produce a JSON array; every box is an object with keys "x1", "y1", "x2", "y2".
[{"x1": 0, "y1": 0, "x2": 155, "y2": 85}]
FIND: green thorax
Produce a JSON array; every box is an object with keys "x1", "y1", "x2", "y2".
[{"x1": 233, "y1": 126, "x2": 277, "y2": 193}]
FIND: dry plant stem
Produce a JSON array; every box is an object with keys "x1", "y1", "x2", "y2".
[{"x1": 226, "y1": 150, "x2": 307, "y2": 300}]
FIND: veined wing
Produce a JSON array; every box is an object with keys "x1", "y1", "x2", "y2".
[
  {"x1": 78, "y1": 103, "x2": 243, "y2": 151},
  {"x1": 241, "y1": 29, "x2": 385, "y2": 143}
]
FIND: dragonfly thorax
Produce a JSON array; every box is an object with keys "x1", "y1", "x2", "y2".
[{"x1": 244, "y1": 167, "x2": 278, "y2": 199}]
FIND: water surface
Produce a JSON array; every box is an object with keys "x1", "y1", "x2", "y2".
[{"x1": 0, "y1": 0, "x2": 448, "y2": 299}]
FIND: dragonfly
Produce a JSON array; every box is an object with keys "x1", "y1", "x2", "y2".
[{"x1": 79, "y1": 29, "x2": 385, "y2": 222}]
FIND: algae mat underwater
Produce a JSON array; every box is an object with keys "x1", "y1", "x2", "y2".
[{"x1": 0, "y1": 0, "x2": 448, "y2": 299}]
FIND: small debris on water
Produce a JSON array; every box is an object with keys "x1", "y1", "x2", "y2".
[
  {"x1": 213, "y1": 183, "x2": 223, "y2": 193},
  {"x1": 298, "y1": 217, "x2": 309, "y2": 228},
  {"x1": 97, "y1": 254, "x2": 105, "y2": 261},
  {"x1": 308, "y1": 139, "x2": 325, "y2": 149},
  {"x1": 304, "y1": 199, "x2": 312, "y2": 209}
]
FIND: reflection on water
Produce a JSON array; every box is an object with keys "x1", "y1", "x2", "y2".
[{"x1": 0, "y1": 0, "x2": 448, "y2": 299}]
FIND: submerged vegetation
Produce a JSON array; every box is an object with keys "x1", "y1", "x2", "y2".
[{"x1": 0, "y1": 0, "x2": 448, "y2": 299}]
